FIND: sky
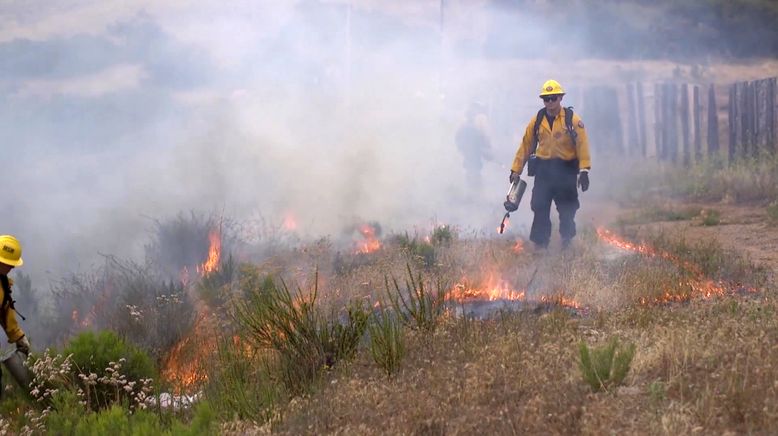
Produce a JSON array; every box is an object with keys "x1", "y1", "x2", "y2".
[{"x1": 3, "y1": 0, "x2": 773, "y2": 283}]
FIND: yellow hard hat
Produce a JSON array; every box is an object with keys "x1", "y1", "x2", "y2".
[
  {"x1": 0, "y1": 235, "x2": 23, "y2": 267},
  {"x1": 539, "y1": 79, "x2": 565, "y2": 97}
]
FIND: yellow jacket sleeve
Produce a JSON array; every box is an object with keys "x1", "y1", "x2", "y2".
[
  {"x1": 511, "y1": 116, "x2": 537, "y2": 173},
  {"x1": 1, "y1": 277, "x2": 25, "y2": 343},
  {"x1": 572, "y1": 114, "x2": 591, "y2": 170}
]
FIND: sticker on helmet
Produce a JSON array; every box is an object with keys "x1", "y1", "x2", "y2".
[
  {"x1": 578, "y1": 120, "x2": 585, "y2": 128},
  {"x1": 546, "y1": 86, "x2": 554, "y2": 92}
]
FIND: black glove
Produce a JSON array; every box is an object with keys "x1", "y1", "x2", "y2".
[
  {"x1": 509, "y1": 171, "x2": 521, "y2": 183},
  {"x1": 578, "y1": 171, "x2": 589, "y2": 192},
  {"x1": 16, "y1": 335, "x2": 31, "y2": 356}
]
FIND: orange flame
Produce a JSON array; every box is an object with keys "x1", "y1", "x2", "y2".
[
  {"x1": 283, "y1": 212, "x2": 298, "y2": 231},
  {"x1": 597, "y1": 227, "x2": 758, "y2": 304},
  {"x1": 356, "y1": 224, "x2": 381, "y2": 254},
  {"x1": 448, "y1": 275, "x2": 526, "y2": 302},
  {"x1": 498, "y1": 216, "x2": 509, "y2": 234},
  {"x1": 197, "y1": 229, "x2": 221, "y2": 275},
  {"x1": 161, "y1": 311, "x2": 216, "y2": 390},
  {"x1": 540, "y1": 294, "x2": 583, "y2": 310}
]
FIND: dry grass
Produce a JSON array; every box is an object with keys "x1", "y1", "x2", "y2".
[
  {"x1": 214, "y1": 222, "x2": 777, "y2": 435},
  {"x1": 266, "y1": 292, "x2": 778, "y2": 435}
]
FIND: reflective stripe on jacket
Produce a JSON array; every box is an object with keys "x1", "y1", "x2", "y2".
[{"x1": 1, "y1": 276, "x2": 24, "y2": 343}]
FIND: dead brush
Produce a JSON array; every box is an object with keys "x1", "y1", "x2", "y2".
[
  {"x1": 578, "y1": 337, "x2": 636, "y2": 392},
  {"x1": 385, "y1": 264, "x2": 448, "y2": 332}
]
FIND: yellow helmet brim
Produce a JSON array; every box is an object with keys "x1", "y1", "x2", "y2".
[{"x1": 0, "y1": 257, "x2": 22, "y2": 267}]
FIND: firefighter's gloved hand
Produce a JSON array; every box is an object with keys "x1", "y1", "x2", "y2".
[
  {"x1": 15, "y1": 335, "x2": 31, "y2": 356},
  {"x1": 509, "y1": 171, "x2": 521, "y2": 183},
  {"x1": 578, "y1": 171, "x2": 589, "y2": 192}
]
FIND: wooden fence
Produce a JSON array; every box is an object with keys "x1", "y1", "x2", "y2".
[{"x1": 577, "y1": 76, "x2": 777, "y2": 164}]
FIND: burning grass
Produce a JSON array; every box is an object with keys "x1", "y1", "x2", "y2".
[{"x1": 9, "y1": 204, "x2": 776, "y2": 434}]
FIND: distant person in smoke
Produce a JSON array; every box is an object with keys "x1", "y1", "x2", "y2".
[
  {"x1": 456, "y1": 101, "x2": 494, "y2": 191},
  {"x1": 0, "y1": 234, "x2": 32, "y2": 395},
  {"x1": 509, "y1": 80, "x2": 591, "y2": 250}
]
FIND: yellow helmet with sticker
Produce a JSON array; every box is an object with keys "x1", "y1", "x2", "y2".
[
  {"x1": 539, "y1": 79, "x2": 565, "y2": 97},
  {"x1": 0, "y1": 235, "x2": 23, "y2": 267}
]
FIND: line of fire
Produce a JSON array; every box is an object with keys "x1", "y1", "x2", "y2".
[{"x1": 146, "y1": 215, "x2": 763, "y2": 393}]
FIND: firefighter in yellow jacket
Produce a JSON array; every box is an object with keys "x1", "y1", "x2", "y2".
[
  {"x1": 0, "y1": 235, "x2": 31, "y2": 363},
  {"x1": 510, "y1": 80, "x2": 591, "y2": 250}
]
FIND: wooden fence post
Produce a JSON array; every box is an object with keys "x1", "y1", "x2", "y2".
[
  {"x1": 768, "y1": 78, "x2": 776, "y2": 151},
  {"x1": 728, "y1": 83, "x2": 737, "y2": 162},
  {"x1": 655, "y1": 84, "x2": 664, "y2": 162},
  {"x1": 668, "y1": 83, "x2": 679, "y2": 163},
  {"x1": 626, "y1": 83, "x2": 639, "y2": 157},
  {"x1": 680, "y1": 83, "x2": 691, "y2": 166},
  {"x1": 693, "y1": 85, "x2": 702, "y2": 162},
  {"x1": 708, "y1": 84, "x2": 720, "y2": 158},
  {"x1": 637, "y1": 82, "x2": 647, "y2": 158}
]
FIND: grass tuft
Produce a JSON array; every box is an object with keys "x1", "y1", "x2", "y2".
[
  {"x1": 233, "y1": 270, "x2": 368, "y2": 394},
  {"x1": 700, "y1": 209, "x2": 721, "y2": 226},
  {"x1": 767, "y1": 200, "x2": 778, "y2": 225},
  {"x1": 368, "y1": 305, "x2": 405, "y2": 377},
  {"x1": 385, "y1": 264, "x2": 447, "y2": 332},
  {"x1": 579, "y1": 337, "x2": 636, "y2": 392}
]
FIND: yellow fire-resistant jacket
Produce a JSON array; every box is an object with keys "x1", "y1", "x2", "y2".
[
  {"x1": 511, "y1": 107, "x2": 592, "y2": 173},
  {"x1": 1, "y1": 276, "x2": 24, "y2": 343}
]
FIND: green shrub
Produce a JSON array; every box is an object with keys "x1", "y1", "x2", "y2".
[
  {"x1": 767, "y1": 200, "x2": 778, "y2": 225},
  {"x1": 579, "y1": 337, "x2": 636, "y2": 392},
  {"x1": 73, "y1": 405, "x2": 164, "y2": 436},
  {"x1": 234, "y1": 273, "x2": 369, "y2": 394},
  {"x1": 391, "y1": 233, "x2": 438, "y2": 268},
  {"x1": 203, "y1": 336, "x2": 282, "y2": 421},
  {"x1": 197, "y1": 254, "x2": 237, "y2": 309},
  {"x1": 430, "y1": 225, "x2": 455, "y2": 246},
  {"x1": 385, "y1": 265, "x2": 448, "y2": 332},
  {"x1": 700, "y1": 209, "x2": 721, "y2": 226},
  {"x1": 45, "y1": 390, "x2": 85, "y2": 435},
  {"x1": 63, "y1": 331, "x2": 156, "y2": 411},
  {"x1": 171, "y1": 401, "x2": 218, "y2": 436},
  {"x1": 368, "y1": 306, "x2": 405, "y2": 377}
]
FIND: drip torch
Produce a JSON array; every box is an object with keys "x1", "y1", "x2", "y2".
[{"x1": 498, "y1": 178, "x2": 528, "y2": 234}]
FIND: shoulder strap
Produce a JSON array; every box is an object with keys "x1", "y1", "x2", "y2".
[
  {"x1": 531, "y1": 108, "x2": 546, "y2": 155},
  {"x1": 1, "y1": 275, "x2": 26, "y2": 321},
  {"x1": 564, "y1": 106, "x2": 577, "y2": 147}
]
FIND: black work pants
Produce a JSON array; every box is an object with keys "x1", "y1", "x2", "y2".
[{"x1": 529, "y1": 158, "x2": 580, "y2": 247}]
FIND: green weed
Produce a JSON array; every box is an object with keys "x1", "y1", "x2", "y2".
[
  {"x1": 385, "y1": 265, "x2": 448, "y2": 332},
  {"x1": 700, "y1": 209, "x2": 721, "y2": 226},
  {"x1": 368, "y1": 305, "x2": 405, "y2": 377},
  {"x1": 579, "y1": 337, "x2": 636, "y2": 392},
  {"x1": 430, "y1": 225, "x2": 455, "y2": 246},
  {"x1": 202, "y1": 336, "x2": 282, "y2": 421},
  {"x1": 767, "y1": 200, "x2": 778, "y2": 225},
  {"x1": 233, "y1": 272, "x2": 368, "y2": 394},
  {"x1": 62, "y1": 331, "x2": 156, "y2": 411}
]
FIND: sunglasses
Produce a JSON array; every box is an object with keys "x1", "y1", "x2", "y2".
[{"x1": 541, "y1": 95, "x2": 559, "y2": 103}]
